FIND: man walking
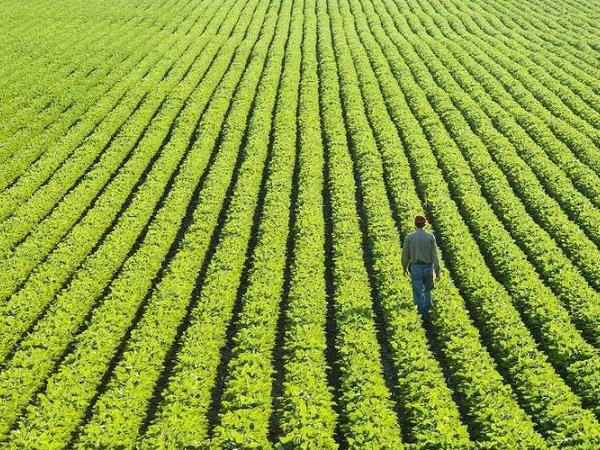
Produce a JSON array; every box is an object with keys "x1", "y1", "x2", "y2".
[{"x1": 401, "y1": 215, "x2": 441, "y2": 320}]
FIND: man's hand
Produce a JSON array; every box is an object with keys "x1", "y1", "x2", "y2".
[
  {"x1": 403, "y1": 269, "x2": 409, "y2": 278},
  {"x1": 435, "y1": 272, "x2": 442, "y2": 283}
]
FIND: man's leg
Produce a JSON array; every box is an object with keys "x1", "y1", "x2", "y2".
[
  {"x1": 423, "y1": 266, "x2": 434, "y2": 320},
  {"x1": 411, "y1": 265, "x2": 426, "y2": 316}
]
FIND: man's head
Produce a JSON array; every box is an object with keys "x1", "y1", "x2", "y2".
[{"x1": 414, "y1": 215, "x2": 426, "y2": 229}]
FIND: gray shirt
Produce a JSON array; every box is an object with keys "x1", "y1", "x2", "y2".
[{"x1": 402, "y1": 229, "x2": 441, "y2": 275}]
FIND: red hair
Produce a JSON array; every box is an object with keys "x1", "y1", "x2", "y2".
[{"x1": 414, "y1": 215, "x2": 426, "y2": 228}]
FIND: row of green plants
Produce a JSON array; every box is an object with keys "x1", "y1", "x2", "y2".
[
  {"x1": 441, "y1": 0, "x2": 600, "y2": 83},
  {"x1": 326, "y1": 0, "x2": 476, "y2": 447},
  {"x1": 471, "y1": 0, "x2": 600, "y2": 76},
  {"x1": 394, "y1": 12, "x2": 600, "y2": 417},
  {"x1": 0, "y1": 0, "x2": 269, "y2": 442},
  {"x1": 0, "y1": 0, "x2": 157, "y2": 109},
  {"x1": 444, "y1": 0, "x2": 600, "y2": 139},
  {"x1": 338, "y1": 0, "x2": 548, "y2": 446},
  {"x1": 391, "y1": 0, "x2": 600, "y2": 253},
  {"x1": 391, "y1": 0, "x2": 600, "y2": 419},
  {"x1": 0, "y1": 12, "x2": 173, "y2": 167},
  {"x1": 0, "y1": 3, "x2": 144, "y2": 148},
  {"x1": 356, "y1": 0, "x2": 600, "y2": 444},
  {"x1": 0, "y1": 0, "x2": 211, "y2": 226},
  {"x1": 276, "y1": 0, "x2": 337, "y2": 445},
  {"x1": 140, "y1": 0, "x2": 294, "y2": 446},
  {"x1": 0, "y1": 1, "x2": 218, "y2": 267},
  {"x1": 442, "y1": 24, "x2": 600, "y2": 212},
  {"x1": 398, "y1": 15, "x2": 600, "y2": 344},
  {"x1": 386, "y1": 0, "x2": 600, "y2": 347},
  {"x1": 317, "y1": 0, "x2": 405, "y2": 445},
  {"x1": 384, "y1": 0, "x2": 600, "y2": 408},
  {"x1": 408, "y1": 0, "x2": 600, "y2": 294},
  {"x1": 0, "y1": 11, "x2": 187, "y2": 197},
  {"x1": 0, "y1": 0, "x2": 236, "y2": 267},
  {"x1": 72, "y1": 0, "x2": 284, "y2": 446},
  {"x1": 418, "y1": 0, "x2": 600, "y2": 182},
  {"x1": 209, "y1": 0, "x2": 301, "y2": 445},
  {"x1": 444, "y1": 0, "x2": 600, "y2": 159},
  {"x1": 0, "y1": 0, "x2": 244, "y2": 364}
]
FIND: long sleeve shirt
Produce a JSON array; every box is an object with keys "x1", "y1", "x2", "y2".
[{"x1": 402, "y1": 229, "x2": 441, "y2": 275}]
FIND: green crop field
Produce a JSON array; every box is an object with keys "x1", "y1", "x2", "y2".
[{"x1": 1, "y1": 0, "x2": 600, "y2": 447}]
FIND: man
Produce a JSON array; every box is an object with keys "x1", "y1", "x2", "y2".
[{"x1": 401, "y1": 215, "x2": 441, "y2": 320}]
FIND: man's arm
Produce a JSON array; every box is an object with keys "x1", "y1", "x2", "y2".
[
  {"x1": 431, "y1": 234, "x2": 441, "y2": 278},
  {"x1": 402, "y1": 235, "x2": 410, "y2": 274}
]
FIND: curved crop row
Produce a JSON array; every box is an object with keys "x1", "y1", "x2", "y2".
[
  {"x1": 443, "y1": 0, "x2": 600, "y2": 85},
  {"x1": 4, "y1": 0, "x2": 277, "y2": 445},
  {"x1": 425, "y1": 15, "x2": 600, "y2": 211},
  {"x1": 0, "y1": 16, "x2": 182, "y2": 196},
  {"x1": 0, "y1": 15, "x2": 197, "y2": 170},
  {"x1": 0, "y1": 0, "x2": 246, "y2": 364},
  {"x1": 0, "y1": 9, "x2": 130, "y2": 131},
  {"x1": 426, "y1": 0, "x2": 600, "y2": 140},
  {"x1": 379, "y1": 0, "x2": 600, "y2": 321},
  {"x1": 0, "y1": 0, "x2": 206, "y2": 225},
  {"x1": 355, "y1": 0, "x2": 600, "y2": 444},
  {"x1": 375, "y1": 0, "x2": 600, "y2": 419},
  {"x1": 389, "y1": 0, "x2": 600, "y2": 249},
  {"x1": 338, "y1": 0, "x2": 547, "y2": 446},
  {"x1": 0, "y1": 0, "x2": 270, "y2": 441},
  {"x1": 392, "y1": 13, "x2": 600, "y2": 343},
  {"x1": 418, "y1": 0, "x2": 600, "y2": 182},
  {"x1": 139, "y1": 0, "x2": 294, "y2": 447},
  {"x1": 325, "y1": 0, "x2": 474, "y2": 447},
  {"x1": 209, "y1": 0, "x2": 302, "y2": 445},
  {"x1": 69, "y1": 0, "x2": 285, "y2": 446},
  {"x1": 0, "y1": 1, "x2": 146, "y2": 105},
  {"x1": 0, "y1": 0, "x2": 217, "y2": 259},
  {"x1": 403, "y1": 0, "x2": 600, "y2": 294}
]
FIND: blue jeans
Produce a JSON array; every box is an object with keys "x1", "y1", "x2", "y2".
[{"x1": 410, "y1": 263, "x2": 434, "y2": 319}]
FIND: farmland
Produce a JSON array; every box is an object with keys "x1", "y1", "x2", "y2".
[{"x1": 1, "y1": 0, "x2": 600, "y2": 447}]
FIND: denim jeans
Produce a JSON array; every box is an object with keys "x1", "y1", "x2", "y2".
[{"x1": 410, "y1": 263, "x2": 434, "y2": 319}]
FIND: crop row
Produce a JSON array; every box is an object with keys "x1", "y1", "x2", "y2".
[
  {"x1": 394, "y1": 9, "x2": 600, "y2": 344},
  {"x1": 140, "y1": 0, "x2": 294, "y2": 446},
  {"x1": 0, "y1": 10, "x2": 186, "y2": 196},
  {"x1": 423, "y1": 0, "x2": 600, "y2": 190},
  {"x1": 429, "y1": 0, "x2": 600, "y2": 149},
  {"x1": 0, "y1": 0, "x2": 205, "y2": 226},
  {"x1": 444, "y1": 0, "x2": 600, "y2": 85},
  {"x1": 324, "y1": 0, "x2": 477, "y2": 447},
  {"x1": 473, "y1": 0, "x2": 600, "y2": 70},
  {"x1": 317, "y1": 0, "x2": 407, "y2": 445},
  {"x1": 0, "y1": 0, "x2": 243, "y2": 365},
  {"x1": 208, "y1": 0, "x2": 301, "y2": 445},
  {"x1": 351, "y1": 0, "x2": 600, "y2": 444},
  {"x1": 0, "y1": 0, "x2": 149, "y2": 100},
  {"x1": 454, "y1": 0, "x2": 600, "y2": 130},
  {"x1": 394, "y1": 0, "x2": 600, "y2": 253},
  {"x1": 380, "y1": 0, "x2": 598, "y2": 404},
  {"x1": 275, "y1": 0, "x2": 337, "y2": 445},
  {"x1": 0, "y1": 0, "x2": 229, "y2": 268},
  {"x1": 434, "y1": 16, "x2": 600, "y2": 213},
  {"x1": 336, "y1": 0, "x2": 548, "y2": 447},
  {"x1": 68, "y1": 0, "x2": 286, "y2": 446},
  {"x1": 0, "y1": 6, "x2": 130, "y2": 131},
  {"x1": 0, "y1": 11, "x2": 173, "y2": 165},
  {"x1": 406, "y1": 0, "x2": 600, "y2": 294},
  {"x1": 377, "y1": 0, "x2": 600, "y2": 405},
  {"x1": 0, "y1": 0, "x2": 269, "y2": 442}
]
